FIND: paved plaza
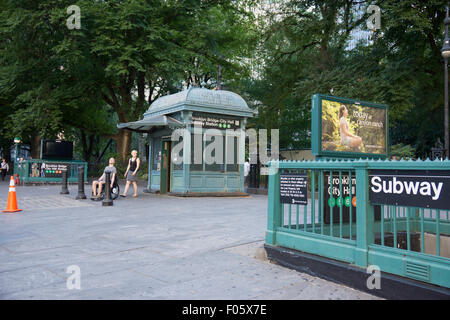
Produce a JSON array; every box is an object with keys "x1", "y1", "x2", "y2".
[{"x1": 0, "y1": 179, "x2": 379, "y2": 300}]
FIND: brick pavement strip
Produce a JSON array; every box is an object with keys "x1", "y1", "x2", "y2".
[
  {"x1": 0, "y1": 195, "x2": 94, "y2": 211},
  {"x1": 0, "y1": 182, "x2": 381, "y2": 300}
]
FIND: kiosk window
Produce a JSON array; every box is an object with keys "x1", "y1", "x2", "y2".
[
  {"x1": 172, "y1": 136, "x2": 183, "y2": 171},
  {"x1": 190, "y1": 133, "x2": 203, "y2": 171},
  {"x1": 152, "y1": 138, "x2": 161, "y2": 171},
  {"x1": 189, "y1": 133, "x2": 240, "y2": 172},
  {"x1": 205, "y1": 134, "x2": 224, "y2": 172},
  {"x1": 226, "y1": 136, "x2": 239, "y2": 172}
]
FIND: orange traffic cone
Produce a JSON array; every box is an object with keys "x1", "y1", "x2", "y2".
[{"x1": 2, "y1": 176, "x2": 22, "y2": 213}]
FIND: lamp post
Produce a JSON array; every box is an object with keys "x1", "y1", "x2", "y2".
[
  {"x1": 13, "y1": 137, "x2": 21, "y2": 176},
  {"x1": 442, "y1": 5, "x2": 450, "y2": 158},
  {"x1": 13, "y1": 137, "x2": 20, "y2": 161}
]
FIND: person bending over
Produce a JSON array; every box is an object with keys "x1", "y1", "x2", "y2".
[{"x1": 91, "y1": 158, "x2": 116, "y2": 199}]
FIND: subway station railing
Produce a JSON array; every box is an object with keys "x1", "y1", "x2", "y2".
[
  {"x1": 14, "y1": 159, "x2": 87, "y2": 184},
  {"x1": 266, "y1": 158, "x2": 450, "y2": 288}
]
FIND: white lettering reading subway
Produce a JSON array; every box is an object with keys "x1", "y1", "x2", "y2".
[{"x1": 371, "y1": 176, "x2": 443, "y2": 201}]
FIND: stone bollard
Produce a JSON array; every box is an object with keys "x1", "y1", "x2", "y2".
[
  {"x1": 75, "y1": 165, "x2": 86, "y2": 200},
  {"x1": 102, "y1": 171, "x2": 113, "y2": 207},
  {"x1": 60, "y1": 170, "x2": 69, "y2": 195}
]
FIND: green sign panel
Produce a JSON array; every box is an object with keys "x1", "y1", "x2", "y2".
[{"x1": 43, "y1": 163, "x2": 69, "y2": 178}]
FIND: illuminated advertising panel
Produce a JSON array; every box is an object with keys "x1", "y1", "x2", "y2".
[{"x1": 312, "y1": 94, "x2": 388, "y2": 159}]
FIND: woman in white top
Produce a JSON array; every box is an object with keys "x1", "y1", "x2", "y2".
[
  {"x1": 0, "y1": 159, "x2": 9, "y2": 181},
  {"x1": 339, "y1": 105, "x2": 362, "y2": 151}
]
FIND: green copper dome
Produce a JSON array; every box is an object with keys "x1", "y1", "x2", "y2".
[{"x1": 144, "y1": 87, "x2": 254, "y2": 118}]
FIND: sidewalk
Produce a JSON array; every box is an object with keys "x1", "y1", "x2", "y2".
[{"x1": 0, "y1": 182, "x2": 380, "y2": 299}]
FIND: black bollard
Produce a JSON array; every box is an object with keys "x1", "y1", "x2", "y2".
[
  {"x1": 75, "y1": 165, "x2": 86, "y2": 200},
  {"x1": 60, "y1": 170, "x2": 69, "y2": 194},
  {"x1": 102, "y1": 171, "x2": 113, "y2": 206}
]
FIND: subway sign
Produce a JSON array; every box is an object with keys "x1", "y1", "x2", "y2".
[
  {"x1": 44, "y1": 163, "x2": 70, "y2": 178},
  {"x1": 369, "y1": 170, "x2": 450, "y2": 210},
  {"x1": 191, "y1": 112, "x2": 241, "y2": 130},
  {"x1": 325, "y1": 172, "x2": 381, "y2": 223}
]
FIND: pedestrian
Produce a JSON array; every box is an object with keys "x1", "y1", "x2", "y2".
[
  {"x1": 244, "y1": 158, "x2": 250, "y2": 186},
  {"x1": 32, "y1": 161, "x2": 39, "y2": 177},
  {"x1": 91, "y1": 158, "x2": 117, "y2": 199},
  {"x1": 1, "y1": 159, "x2": 9, "y2": 181},
  {"x1": 30, "y1": 157, "x2": 38, "y2": 177},
  {"x1": 41, "y1": 162, "x2": 46, "y2": 177},
  {"x1": 120, "y1": 150, "x2": 140, "y2": 198}
]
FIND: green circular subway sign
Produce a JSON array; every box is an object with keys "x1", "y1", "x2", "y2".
[
  {"x1": 337, "y1": 197, "x2": 343, "y2": 207},
  {"x1": 328, "y1": 197, "x2": 336, "y2": 208},
  {"x1": 344, "y1": 196, "x2": 351, "y2": 207}
]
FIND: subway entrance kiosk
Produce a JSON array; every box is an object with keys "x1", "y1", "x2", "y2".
[{"x1": 118, "y1": 87, "x2": 255, "y2": 195}]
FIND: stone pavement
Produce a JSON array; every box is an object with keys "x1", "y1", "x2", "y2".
[{"x1": 0, "y1": 179, "x2": 380, "y2": 300}]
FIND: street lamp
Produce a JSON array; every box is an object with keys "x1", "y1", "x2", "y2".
[
  {"x1": 442, "y1": 5, "x2": 450, "y2": 158},
  {"x1": 13, "y1": 137, "x2": 21, "y2": 176},
  {"x1": 13, "y1": 137, "x2": 21, "y2": 161}
]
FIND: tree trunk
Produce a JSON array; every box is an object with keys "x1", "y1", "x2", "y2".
[
  {"x1": 30, "y1": 134, "x2": 41, "y2": 159},
  {"x1": 80, "y1": 131, "x2": 95, "y2": 163},
  {"x1": 115, "y1": 129, "x2": 132, "y2": 163}
]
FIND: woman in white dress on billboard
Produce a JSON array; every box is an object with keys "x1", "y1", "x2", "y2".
[{"x1": 339, "y1": 105, "x2": 362, "y2": 151}]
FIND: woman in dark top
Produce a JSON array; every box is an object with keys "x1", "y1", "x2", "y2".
[{"x1": 120, "y1": 150, "x2": 140, "y2": 198}]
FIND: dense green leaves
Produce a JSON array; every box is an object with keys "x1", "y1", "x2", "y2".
[
  {"x1": 245, "y1": 0, "x2": 449, "y2": 156},
  {"x1": 0, "y1": 0, "x2": 257, "y2": 162},
  {"x1": 1, "y1": 0, "x2": 448, "y2": 161}
]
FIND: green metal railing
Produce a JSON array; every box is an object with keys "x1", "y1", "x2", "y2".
[
  {"x1": 14, "y1": 159, "x2": 87, "y2": 184},
  {"x1": 266, "y1": 159, "x2": 450, "y2": 288}
]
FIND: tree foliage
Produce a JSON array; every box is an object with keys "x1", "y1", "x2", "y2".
[
  {"x1": 245, "y1": 0, "x2": 449, "y2": 157},
  {"x1": 0, "y1": 0, "x2": 257, "y2": 162},
  {"x1": 1, "y1": 0, "x2": 448, "y2": 162}
]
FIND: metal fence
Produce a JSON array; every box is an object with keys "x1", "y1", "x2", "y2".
[
  {"x1": 266, "y1": 159, "x2": 450, "y2": 288},
  {"x1": 14, "y1": 159, "x2": 87, "y2": 184}
]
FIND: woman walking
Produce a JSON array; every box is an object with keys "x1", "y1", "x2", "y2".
[
  {"x1": 0, "y1": 159, "x2": 9, "y2": 181},
  {"x1": 120, "y1": 150, "x2": 140, "y2": 198}
]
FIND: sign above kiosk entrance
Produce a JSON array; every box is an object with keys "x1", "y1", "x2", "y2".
[
  {"x1": 191, "y1": 112, "x2": 241, "y2": 130},
  {"x1": 312, "y1": 94, "x2": 388, "y2": 159}
]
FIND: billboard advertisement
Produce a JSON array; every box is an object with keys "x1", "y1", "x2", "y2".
[{"x1": 312, "y1": 94, "x2": 388, "y2": 159}]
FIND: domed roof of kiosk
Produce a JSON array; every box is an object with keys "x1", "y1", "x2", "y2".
[{"x1": 144, "y1": 87, "x2": 254, "y2": 118}]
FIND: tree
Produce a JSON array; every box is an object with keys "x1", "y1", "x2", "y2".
[
  {"x1": 0, "y1": 0, "x2": 257, "y2": 163},
  {"x1": 243, "y1": 0, "x2": 449, "y2": 157},
  {"x1": 52, "y1": 0, "x2": 257, "y2": 162}
]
